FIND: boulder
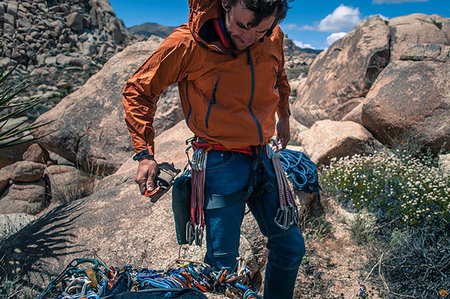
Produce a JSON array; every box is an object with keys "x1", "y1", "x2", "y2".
[
  {"x1": 389, "y1": 14, "x2": 450, "y2": 61},
  {"x1": 298, "y1": 120, "x2": 375, "y2": 166},
  {"x1": 11, "y1": 161, "x2": 45, "y2": 183},
  {"x1": 362, "y1": 60, "x2": 449, "y2": 154},
  {"x1": 292, "y1": 16, "x2": 390, "y2": 127},
  {"x1": 22, "y1": 143, "x2": 50, "y2": 163},
  {"x1": 32, "y1": 37, "x2": 183, "y2": 176},
  {"x1": 65, "y1": 12, "x2": 84, "y2": 32},
  {"x1": 0, "y1": 179, "x2": 46, "y2": 214},
  {"x1": 45, "y1": 165, "x2": 93, "y2": 204}
]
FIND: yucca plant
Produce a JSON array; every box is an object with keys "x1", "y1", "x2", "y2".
[{"x1": 0, "y1": 63, "x2": 51, "y2": 148}]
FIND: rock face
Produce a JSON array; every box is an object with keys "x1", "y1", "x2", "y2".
[
  {"x1": 292, "y1": 16, "x2": 390, "y2": 126},
  {"x1": 292, "y1": 13, "x2": 449, "y2": 153},
  {"x1": 298, "y1": 120, "x2": 375, "y2": 165},
  {"x1": 31, "y1": 38, "x2": 184, "y2": 175}
]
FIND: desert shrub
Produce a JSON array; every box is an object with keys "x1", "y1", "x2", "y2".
[
  {"x1": 0, "y1": 64, "x2": 51, "y2": 148},
  {"x1": 320, "y1": 149, "x2": 449, "y2": 229},
  {"x1": 320, "y1": 147, "x2": 450, "y2": 297}
]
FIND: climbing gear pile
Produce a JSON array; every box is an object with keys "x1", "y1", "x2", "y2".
[
  {"x1": 185, "y1": 145, "x2": 208, "y2": 245},
  {"x1": 38, "y1": 258, "x2": 261, "y2": 299},
  {"x1": 278, "y1": 149, "x2": 320, "y2": 195},
  {"x1": 266, "y1": 140, "x2": 299, "y2": 230}
]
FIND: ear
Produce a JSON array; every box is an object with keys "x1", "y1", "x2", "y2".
[{"x1": 222, "y1": 0, "x2": 230, "y2": 11}]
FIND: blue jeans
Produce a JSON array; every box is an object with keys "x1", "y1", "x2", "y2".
[{"x1": 203, "y1": 150, "x2": 305, "y2": 299}]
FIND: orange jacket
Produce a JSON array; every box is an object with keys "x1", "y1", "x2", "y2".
[{"x1": 123, "y1": 0, "x2": 291, "y2": 156}]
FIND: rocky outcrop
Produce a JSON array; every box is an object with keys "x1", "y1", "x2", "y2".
[
  {"x1": 292, "y1": 13, "x2": 449, "y2": 153},
  {"x1": 298, "y1": 120, "x2": 375, "y2": 166},
  {"x1": 31, "y1": 38, "x2": 184, "y2": 175},
  {"x1": 0, "y1": 143, "x2": 93, "y2": 215},
  {"x1": 0, "y1": 0, "x2": 139, "y2": 120},
  {"x1": 292, "y1": 16, "x2": 390, "y2": 127}
]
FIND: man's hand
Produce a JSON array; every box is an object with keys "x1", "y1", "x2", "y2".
[
  {"x1": 276, "y1": 117, "x2": 291, "y2": 150},
  {"x1": 135, "y1": 157, "x2": 159, "y2": 195}
]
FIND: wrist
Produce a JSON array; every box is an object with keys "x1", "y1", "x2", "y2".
[
  {"x1": 133, "y1": 148, "x2": 153, "y2": 161},
  {"x1": 138, "y1": 156, "x2": 155, "y2": 162}
]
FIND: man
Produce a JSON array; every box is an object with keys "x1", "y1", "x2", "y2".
[{"x1": 122, "y1": 0, "x2": 305, "y2": 297}]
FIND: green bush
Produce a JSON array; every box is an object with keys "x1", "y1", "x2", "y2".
[{"x1": 320, "y1": 149, "x2": 449, "y2": 228}]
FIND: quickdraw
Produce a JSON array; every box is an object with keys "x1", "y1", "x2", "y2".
[
  {"x1": 266, "y1": 139, "x2": 299, "y2": 230},
  {"x1": 39, "y1": 258, "x2": 262, "y2": 299},
  {"x1": 185, "y1": 145, "x2": 208, "y2": 246}
]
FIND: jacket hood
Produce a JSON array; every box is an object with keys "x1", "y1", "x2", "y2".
[{"x1": 188, "y1": 0, "x2": 231, "y2": 53}]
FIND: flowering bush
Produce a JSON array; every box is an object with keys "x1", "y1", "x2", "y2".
[{"x1": 320, "y1": 149, "x2": 450, "y2": 228}]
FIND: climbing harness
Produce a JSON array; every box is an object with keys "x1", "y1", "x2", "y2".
[
  {"x1": 266, "y1": 139, "x2": 299, "y2": 230},
  {"x1": 185, "y1": 144, "x2": 208, "y2": 246},
  {"x1": 38, "y1": 258, "x2": 262, "y2": 299}
]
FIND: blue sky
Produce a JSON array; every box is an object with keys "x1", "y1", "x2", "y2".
[{"x1": 109, "y1": 0, "x2": 449, "y2": 49}]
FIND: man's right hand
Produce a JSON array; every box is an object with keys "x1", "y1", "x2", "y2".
[{"x1": 135, "y1": 157, "x2": 159, "y2": 195}]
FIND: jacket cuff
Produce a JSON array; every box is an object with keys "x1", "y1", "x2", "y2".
[{"x1": 133, "y1": 148, "x2": 151, "y2": 161}]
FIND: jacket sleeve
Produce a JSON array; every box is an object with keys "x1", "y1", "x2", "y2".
[
  {"x1": 122, "y1": 31, "x2": 191, "y2": 156},
  {"x1": 275, "y1": 27, "x2": 291, "y2": 119}
]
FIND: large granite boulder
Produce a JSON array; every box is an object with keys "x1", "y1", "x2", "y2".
[
  {"x1": 389, "y1": 14, "x2": 450, "y2": 62},
  {"x1": 298, "y1": 120, "x2": 375, "y2": 166},
  {"x1": 362, "y1": 60, "x2": 449, "y2": 153},
  {"x1": 32, "y1": 38, "x2": 184, "y2": 176},
  {"x1": 292, "y1": 16, "x2": 390, "y2": 127}
]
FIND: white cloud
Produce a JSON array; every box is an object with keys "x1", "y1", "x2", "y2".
[
  {"x1": 326, "y1": 32, "x2": 347, "y2": 45},
  {"x1": 373, "y1": 0, "x2": 428, "y2": 4},
  {"x1": 294, "y1": 40, "x2": 316, "y2": 49},
  {"x1": 283, "y1": 23, "x2": 316, "y2": 31},
  {"x1": 368, "y1": 13, "x2": 389, "y2": 21},
  {"x1": 318, "y1": 5, "x2": 362, "y2": 32}
]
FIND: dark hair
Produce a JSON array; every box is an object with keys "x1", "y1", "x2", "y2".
[{"x1": 223, "y1": 0, "x2": 291, "y2": 28}]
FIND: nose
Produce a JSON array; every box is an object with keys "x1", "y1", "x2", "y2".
[{"x1": 240, "y1": 31, "x2": 255, "y2": 47}]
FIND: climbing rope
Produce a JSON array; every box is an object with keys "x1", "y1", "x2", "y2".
[{"x1": 279, "y1": 149, "x2": 320, "y2": 195}]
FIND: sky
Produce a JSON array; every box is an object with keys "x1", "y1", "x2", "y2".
[{"x1": 109, "y1": 0, "x2": 449, "y2": 50}]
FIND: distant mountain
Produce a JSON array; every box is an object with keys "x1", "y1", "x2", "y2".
[{"x1": 129, "y1": 22, "x2": 177, "y2": 38}]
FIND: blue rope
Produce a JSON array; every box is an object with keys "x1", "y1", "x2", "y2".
[{"x1": 279, "y1": 149, "x2": 320, "y2": 196}]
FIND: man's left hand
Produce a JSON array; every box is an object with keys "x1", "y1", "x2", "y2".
[{"x1": 276, "y1": 117, "x2": 290, "y2": 150}]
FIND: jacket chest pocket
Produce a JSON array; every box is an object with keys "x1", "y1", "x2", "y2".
[{"x1": 205, "y1": 77, "x2": 220, "y2": 129}]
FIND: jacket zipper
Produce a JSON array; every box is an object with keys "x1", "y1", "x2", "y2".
[
  {"x1": 205, "y1": 78, "x2": 220, "y2": 129},
  {"x1": 247, "y1": 49, "x2": 263, "y2": 144},
  {"x1": 186, "y1": 82, "x2": 192, "y2": 128}
]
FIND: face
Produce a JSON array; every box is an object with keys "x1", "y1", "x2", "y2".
[{"x1": 223, "y1": 0, "x2": 277, "y2": 50}]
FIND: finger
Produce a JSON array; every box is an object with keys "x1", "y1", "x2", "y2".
[
  {"x1": 146, "y1": 175, "x2": 156, "y2": 191},
  {"x1": 138, "y1": 183, "x2": 146, "y2": 195}
]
